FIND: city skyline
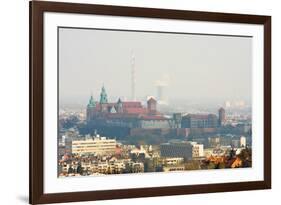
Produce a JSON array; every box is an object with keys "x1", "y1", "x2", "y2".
[
  {"x1": 58, "y1": 28, "x2": 253, "y2": 177},
  {"x1": 59, "y1": 28, "x2": 252, "y2": 106}
]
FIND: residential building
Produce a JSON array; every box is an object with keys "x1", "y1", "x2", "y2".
[
  {"x1": 71, "y1": 135, "x2": 116, "y2": 155},
  {"x1": 192, "y1": 143, "x2": 204, "y2": 158}
]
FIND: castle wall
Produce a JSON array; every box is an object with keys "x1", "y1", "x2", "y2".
[{"x1": 139, "y1": 119, "x2": 172, "y2": 129}]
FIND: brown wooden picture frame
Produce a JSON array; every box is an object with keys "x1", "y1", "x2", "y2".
[{"x1": 30, "y1": 1, "x2": 271, "y2": 204}]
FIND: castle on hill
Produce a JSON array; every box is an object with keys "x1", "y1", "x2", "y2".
[
  {"x1": 86, "y1": 86, "x2": 225, "y2": 136},
  {"x1": 86, "y1": 86, "x2": 182, "y2": 130}
]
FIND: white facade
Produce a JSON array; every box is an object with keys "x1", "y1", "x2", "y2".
[
  {"x1": 192, "y1": 144, "x2": 204, "y2": 157},
  {"x1": 240, "y1": 136, "x2": 247, "y2": 147},
  {"x1": 72, "y1": 135, "x2": 116, "y2": 155},
  {"x1": 163, "y1": 157, "x2": 184, "y2": 165}
]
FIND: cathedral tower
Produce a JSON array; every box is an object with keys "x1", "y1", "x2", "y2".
[
  {"x1": 116, "y1": 98, "x2": 123, "y2": 113},
  {"x1": 86, "y1": 95, "x2": 96, "y2": 121},
  {"x1": 147, "y1": 97, "x2": 157, "y2": 115},
  {"x1": 100, "y1": 86, "x2": 108, "y2": 112}
]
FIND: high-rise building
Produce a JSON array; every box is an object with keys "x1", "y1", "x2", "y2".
[
  {"x1": 155, "y1": 74, "x2": 170, "y2": 105},
  {"x1": 218, "y1": 107, "x2": 226, "y2": 126},
  {"x1": 156, "y1": 84, "x2": 168, "y2": 105},
  {"x1": 160, "y1": 141, "x2": 193, "y2": 160},
  {"x1": 224, "y1": 101, "x2": 231, "y2": 108}
]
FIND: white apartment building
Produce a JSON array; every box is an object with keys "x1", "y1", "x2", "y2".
[
  {"x1": 192, "y1": 144, "x2": 204, "y2": 158},
  {"x1": 72, "y1": 135, "x2": 116, "y2": 155},
  {"x1": 163, "y1": 157, "x2": 184, "y2": 165}
]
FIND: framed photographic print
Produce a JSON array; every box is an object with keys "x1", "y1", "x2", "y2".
[{"x1": 29, "y1": 0, "x2": 271, "y2": 204}]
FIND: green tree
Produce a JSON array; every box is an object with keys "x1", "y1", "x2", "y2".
[
  {"x1": 207, "y1": 162, "x2": 216, "y2": 169},
  {"x1": 218, "y1": 162, "x2": 226, "y2": 169}
]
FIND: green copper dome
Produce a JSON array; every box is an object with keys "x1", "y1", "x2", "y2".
[
  {"x1": 100, "y1": 85, "x2": 108, "y2": 104},
  {"x1": 87, "y1": 95, "x2": 96, "y2": 108}
]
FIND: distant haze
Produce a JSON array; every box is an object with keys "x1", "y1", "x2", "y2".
[{"x1": 59, "y1": 28, "x2": 252, "y2": 106}]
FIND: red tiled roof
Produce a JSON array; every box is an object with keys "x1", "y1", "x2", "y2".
[
  {"x1": 124, "y1": 107, "x2": 147, "y2": 114},
  {"x1": 91, "y1": 101, "x2": 167, "y2": 117},
  {"x1": 122, "y1": 101, "x2": 142, "y2": 108}
]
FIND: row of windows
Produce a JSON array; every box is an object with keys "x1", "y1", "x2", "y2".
[
  {"x1": 72, "y1": 142, "x2": 116, "y2": 145},
  {"x1": 72, "y1": 147, "x2": 116, "y2": 150}
]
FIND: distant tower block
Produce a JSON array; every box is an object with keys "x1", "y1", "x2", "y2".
[
  {"x1": 131, "y1": 50, "x2": 136, "y2": 101},
  {"x1": 218, "y1": 107, "x2": 226, "y2": 126},
  {"x1": 156, "y1": 84, "x2": 167, "y2": 102},
  {"x1": 155, "y1": 74, "x2": 170, "y2": 105},
  {"x1": 224, "y1": 101, "x2": 231, "y2": 108}
]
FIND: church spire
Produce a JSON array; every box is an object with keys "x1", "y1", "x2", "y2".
[
  {"x1": 87, "y1": 94, "x2": 96, "y2": 108},
  {"x1": 116, "y1": 98, "x2": 123, "y2": 113},
  {"x1": 100, "y1": 85, "x2": 108, "y2": 104},
  {"x1": 117, "y1": 97, "x2": 122, "y2": 104}
]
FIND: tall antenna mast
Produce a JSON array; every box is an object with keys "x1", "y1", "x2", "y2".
[{"x1": 131, "y1": 50, "x2": 136, "y2": 101}]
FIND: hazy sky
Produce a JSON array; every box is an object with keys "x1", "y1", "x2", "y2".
[{"x1": 59, "y1": 27, "x2": 252, "y2": 105}]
